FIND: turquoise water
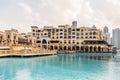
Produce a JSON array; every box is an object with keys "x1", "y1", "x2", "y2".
[{"x1": 0, "y1": 54, "x2": 120, "y2": 80}]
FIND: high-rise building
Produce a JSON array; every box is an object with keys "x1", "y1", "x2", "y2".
[
  {"x1": 92, "y1": 25, "x2": 97, "y2": 29},
  {"x1": 103, "y1": 26, "x2": 111, "y2": 44},
  {"x1": 112, "y1": 28, "x2": 120, "y2": 49},
  {"x1": 72, "y1": 21, "x2": 77, "y2": 27},
  {"x1": 103, "y1": 26, "x2": 109, "y2": 34}
]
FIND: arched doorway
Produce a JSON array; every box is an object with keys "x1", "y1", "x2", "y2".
[
  {"x1": 50, "y1": 45, "x2": 53, "y2": 50},
  {"x1": 94, "y1": 46, "x2": 97, "y2": 52},
  {"x1": 81, "y1": 46, "x2": 84, "y2": 52},
  {"x1": 68, "y1": 46, "x2": 71, "y2": 50},
  {"x1": 85, "y1": 46, "x2": 88, "y2": 52},
  {"x1": 98, "y1": 46, "x2": 101, "y2": 52},
  {"x1": 76, "y1": 46, "x2": 79, "y2": 50},
  {"x1": 64, "y1": 46, "x2": 67, "y2": 50},
  {"x1": 90, "y1": 46, "x2": 93, "y2": 52},
  {"x1": 72, "y1": 46, "x2": 75, "y2": 50},
  {"x1": 54, "y1": 46, "x2": 58, "y2": 50},
  {"x1": 59, "y1": 46, "x2": 62, "y2": 50}
]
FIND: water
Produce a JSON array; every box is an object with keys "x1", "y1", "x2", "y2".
[{"x1": 0, "y1": 54, "x2": 120, "y2": 80}]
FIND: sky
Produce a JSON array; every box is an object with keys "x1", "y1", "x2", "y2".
[{"x1": 0, "y1": 0, "x2": 120, "y2": 33}]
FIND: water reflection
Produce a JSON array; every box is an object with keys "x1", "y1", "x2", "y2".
[
  {"x1": 0, "y1": 54, "x2": 120, "y2": 80},
  {"x1": 13, "y1": 69, "x2": 32, "y2": 80}
]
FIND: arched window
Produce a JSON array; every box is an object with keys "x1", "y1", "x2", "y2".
[
  {"x1": 50, "y1": 46, "x2": 53, "y2": 50},
  {"x1": 42, "y1": 39, "x2": 47, "y2": 44},
  {"x1": 54, "y1": 46, "x2": 58, "y2": 50},
  {"x1": 8, "y1": 35, "x2": 10, "y2": 38},
  {"x1": 89, "y1": 32, "x2": 92, "y2": 35},
  {"x1": 93, "y1": 32, "x2": 96, "y2": 35}
]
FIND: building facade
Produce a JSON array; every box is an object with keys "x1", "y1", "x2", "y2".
[
  {"x1": 31, "y1": 24, "x2": 113, "y2": 53},
  {"x1": 0, "y1": 29, "x2": 36, "y2": 47}
]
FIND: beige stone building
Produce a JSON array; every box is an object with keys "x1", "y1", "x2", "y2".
[
  {"x1": 31, "y1": 24, "x2": 113, "y2": 53},
  {"x1": 0, "y1": 29, "x2": 36, "y2": 47}
]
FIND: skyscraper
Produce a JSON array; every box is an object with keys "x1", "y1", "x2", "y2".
[
  {"x1": 72, "y1": 21, "x2": 77, "y2": 27},
  {"x1": 103, "y1": 26, "x2": 111, "y2": 44},
  {"x1": 112, "y1": 28, "x2": 120, "y2": 49},
  {"x1": 103, "y1": 26, "x2": 109, "y2": 34}
]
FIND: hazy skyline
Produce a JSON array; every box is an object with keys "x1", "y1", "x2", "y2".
[{"x1": 0, "y1": 0, "x2": 120, "y2": 33}]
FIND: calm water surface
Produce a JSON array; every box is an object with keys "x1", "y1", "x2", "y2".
[{"x1": 0, "y1": 54, "x2": 120, "y2": 80}]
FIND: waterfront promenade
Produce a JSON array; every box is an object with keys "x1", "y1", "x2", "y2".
[{"x1": 0, "y1": 49, "x2": 57, "y2": 57}]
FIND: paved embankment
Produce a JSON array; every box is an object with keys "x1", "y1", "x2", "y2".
[{"x1": 0, "y1": 50, "x2": 57, "y2": 58}]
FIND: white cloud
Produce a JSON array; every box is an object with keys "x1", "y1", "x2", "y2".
[
  {"x1": 0, "y1": 0, "x2": 120, "y2": 33},
  {"x1": 18, "y1": 2, "x2": 33, "y2": 14}
]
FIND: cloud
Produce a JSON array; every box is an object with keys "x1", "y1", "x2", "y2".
[
  {"x1": 0, "y1": 0, "x2": 120, "y2": 33},
  {"x1": 18, "y1": 2, "x2": 33, "y2": 14}
]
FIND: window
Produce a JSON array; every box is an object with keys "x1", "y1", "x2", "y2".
[
  {"x1": 64, "y1": 37, "x2": 67, "y2": 39},
  {"x1": 72, "y1": 29, "x2": 75, "y2": 31},
  {"x1": 85, "y1": 33, "x2": 88, "y2": 35},
  {"x1": 60, "y1": 36, "x2": 63, "y2": 38},
  {"x1": 77, "y1": 29, "x2": 80, "y2": 31},
  {"x1": 72, "y1": 32, "x2": 75, "y2": 35},
  {"x1": 73, "y1": 41, "x2": 75, "y2": 44},
  {"x1": 37, "y1": 34, "x2": 39, "y2": 36},
  {"x1": 68, "y1": 41, "x2": 71, "y2": 44},
  {"x1": 77, "y1": 42, "x2": 79, "y2": 44},
  {"x1": 89, "y1": 36, "x2": 92, "y2": 38},
  {"x1": 81, "y1": 29, "x2": 83, "y2": 32},
  {"x1": 72, "y1": 36, "x2": 75, "y2": 38},
  {"x1": 64, "y1": 29, "x2": 67, "y2": 32},
  {"x1": 68, "y1": 36, "x2": 71, "y2": 39},
  {"x1": 38, "y1": 30, "x2": 41, "y2": 32},
  {"x1": 56, "y1": 29, "x2": 59, "y2": 32},
  {"x1": 73, "y1": 40, "x2": 75, "y2": 44},
  {"x1": 85, "y1": 37, "x2": 88, "y2": 39},
  {"x1": 60, "y1": 33, "x2": 63, "y2": 35},
  {"x1": 33, "y1": 33, "x2": 35, "y2": 36},
  {"x1": 44, "y1": 33, "x2": 47, "y2": 35},
  {"x1": 36, "y1": 40, "x2": 41, "y2": 43},
  {"x1": 32, "y1": 29, "x2": 35, "y2": 32},
  {"x1": 37, "y1": 37, "x2": 39, "y2": 39},
  {"x1": 14, "y1": 36, "x2": 16, "y2": 39},
  {"x1": 81, "y1": 33, "x2": 84, "y2": 35},
  {"x1": 60, "y1": 29, "x2": 63, "y2": 31},
  {"x1": 77, "y1": 33, "x2": 79, "y2": 36},
  {"x1": 64, "y1": 41, "x2": 66, "y2": 44},
  {"x1": 81, "y1": 42, "x2": 83, "y2": 44},
  {"x1": 89, "y1": 32, "x2": 92, "y2": 35},
  {"x1": 93, "y1": 32, "x2": 96, "y2": 35},
  {"x1": 93, "y1": 36, "x2": 96, "y2": 38},
  {"x1": 81, "y1": 36, "x2": 83, "y2": 39}
]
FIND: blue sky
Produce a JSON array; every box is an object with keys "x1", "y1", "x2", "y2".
[{"x1": 0, "y1": 0, "x2": 120, "y2": 33}]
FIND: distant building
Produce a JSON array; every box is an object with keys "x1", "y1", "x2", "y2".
[
  {"x1": 103, "y1": 26, "x2": 109, "y2": 34},
  {"x1": 112, "y1": 28, "x2": 120, "y2": 49},
  {"x1": 72, "y1": 21, "x2": 77, "y2": 27},
  {"x1": 92, "y1": 25, "x2": 97, "y2": 29},
  {"x1": 103, "y1": 26, "x2": 111, "y2": 44},
  {"x1": 0, "y1": 29, "x2": 36, "y2": 47}
]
